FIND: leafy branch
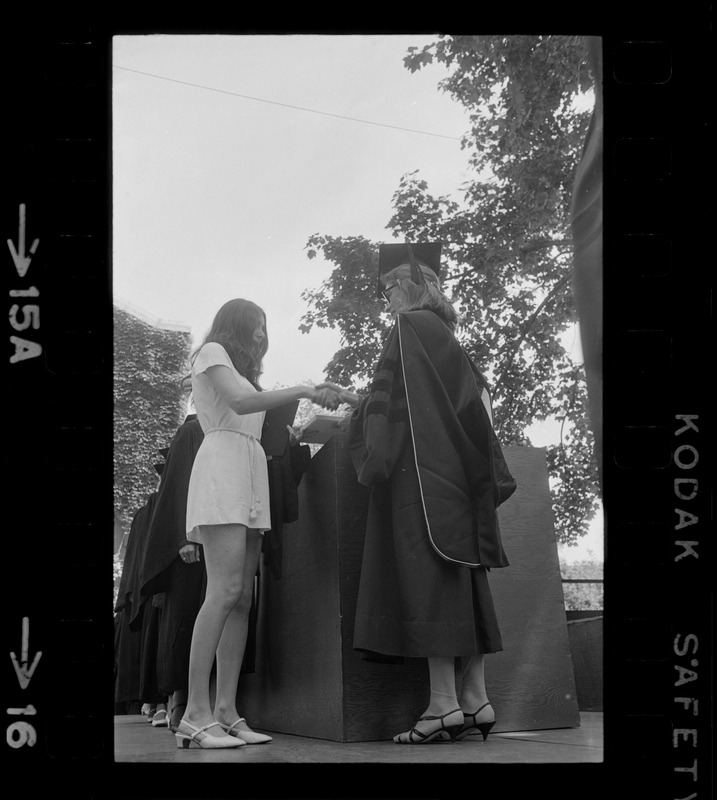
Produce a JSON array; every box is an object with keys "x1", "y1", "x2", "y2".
[{"x1": 300, "y1": 35, "x2": 600, "y2": 545}]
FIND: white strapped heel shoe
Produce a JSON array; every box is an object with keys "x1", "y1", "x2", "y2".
[
  {"x1": 175, "y1": 718, "x2": 245, "y2": 749},
  {"x1": 150, "y1": 709, "x2": 169, "y2": 727},
  {"x1": 218, "y1": 717, "x2": 273, "y2": 745}
]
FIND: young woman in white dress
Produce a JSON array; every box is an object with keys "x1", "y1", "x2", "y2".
[{"x1": 175, "y1": 298, "x2": 340, "y2": 749}]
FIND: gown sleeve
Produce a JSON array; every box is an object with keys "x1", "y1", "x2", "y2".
[{"x1": 347, "y1": 326, "x2": 410, "y2": 486}]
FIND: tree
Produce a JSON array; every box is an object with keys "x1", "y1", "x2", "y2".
[
  {"x1": 114, "y1": 306, "x2": 192, "y2": 525},
  {"x1": 559, "y1": 558, "x2": 604, "y2": 611},
  {"x1": 300, "y1": 35, "x2": 600, "y2": 545}
]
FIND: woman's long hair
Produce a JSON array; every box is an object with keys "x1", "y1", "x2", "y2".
[
  {"x1": 187, "y1": 298, "x2": 268, "y2": 390},
  {"x1": 381, "y1": 263, "x2": 459, "y2": 331}
]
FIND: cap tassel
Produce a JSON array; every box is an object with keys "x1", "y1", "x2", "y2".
[{"x1": 406, "y1": 243, "x2": 425, "y2": 286}]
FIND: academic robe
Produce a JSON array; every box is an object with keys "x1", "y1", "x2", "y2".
[
  {"x1": 140, "y1": 416, "x2": 212, "y2": 694},
  {"x1": 127, "y1": 493, "x2": 159, "y2": 632},
  {"x1": 348, "y1": 309, "x2": 516, "y2": 659},
  {"x1": 114, "y1": 495, "x2": 157, "y2": 707},
  {"x1": 138, "y1": 594, "x2": 165, "y2": 705},
  {"x1": 114, "y1": 605, "x2": 142, "y2": 710},
  {"x1": 263, "y1": 441, "x2": 312, "y2": 579},
  {"x1": 141, "y1": 416, "x2": 205, "y2": 599}
]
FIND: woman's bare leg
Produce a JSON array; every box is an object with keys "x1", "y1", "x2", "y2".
[
  {"x1": 182, "y1": 524, "x2": 247, "y2": 736},
  {"x1": 459, "y1": 655, "x2": 495, "y2": 722},
  {"x1": 425, "y1": 657, "x2": 461, "y2": 715},
  {"x1": 213, "y1": 529, "x2": 262, "y2": 726},
  {"x1": 393, "y1": 657, "x2": 463, "y2": 742}
]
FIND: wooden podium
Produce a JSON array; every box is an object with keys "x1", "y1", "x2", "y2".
[{"x1": 236, "y1": 435, "x2": 580, "y2": 741}]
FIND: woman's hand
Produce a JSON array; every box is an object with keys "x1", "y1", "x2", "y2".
[
  {"x1": 316, "y1": 382, "x2": 361, "y2": 408},
  {"x1": 315, "y1": 381, "x2": 343, "y2": 393},
  {"x1": 311, "y1": 386, "x2": 342, "y2": 410},
  {"x1": 287, "y1": 424, "x2": 304, "y2": 446},
  {"x1": 179, "y1": 544, "x2": 201, "y2": 564},
  {"x1": 338, "y1": 389, "x2": 361, "y2": 408}
]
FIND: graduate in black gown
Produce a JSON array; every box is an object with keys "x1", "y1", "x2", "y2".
[
  {"x1": 114, "y1": 493, "x2": 158, "y2": 714},
  {"x1": 332, "y1": 243, "x2": 517, "y2": 744},
  {"x1": 139, "y1": 415, "x2": 207, "y2": 732},
  {"x1": 128, "y1": 485, "x2": 169, "y2": 725}
]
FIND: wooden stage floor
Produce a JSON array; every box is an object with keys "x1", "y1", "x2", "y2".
[{"x1": 114, "y1": 711, "x2": 603, "y2": 764}]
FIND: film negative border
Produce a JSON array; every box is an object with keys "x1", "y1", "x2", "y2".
[
  {"x1": 4, "y1": 14, "x2": 713, "y2": 800},
  {"x1": 4, "y1": 19, "x2": 112, "y2": 775},
  {"x1": 603, "y1": 27, "x2": 712, "y2": 800}
]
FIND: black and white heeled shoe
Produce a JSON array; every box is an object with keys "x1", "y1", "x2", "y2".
[
  {"x1": 456, "y1": 702, "x2": 496, "y2": 741},
  {"x1": 393, "y1": 708, "x2": 464, "y2": 744}
]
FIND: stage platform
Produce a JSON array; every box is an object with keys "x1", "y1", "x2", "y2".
[{"x1": 114, "y1": 711, "x2": 602, "y2": 764}]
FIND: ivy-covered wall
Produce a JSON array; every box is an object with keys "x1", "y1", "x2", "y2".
[{"x1": 114, "y1": 306, "x2": 192, "y2": 526}]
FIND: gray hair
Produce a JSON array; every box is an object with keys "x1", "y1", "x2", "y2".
[{"x1": 381, "y1": 262, "x2": 459, "y2": 330}]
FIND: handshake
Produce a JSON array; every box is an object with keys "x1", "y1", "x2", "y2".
[{"x1": 309, "y1": 381, "x2": 361, "y2": 411}]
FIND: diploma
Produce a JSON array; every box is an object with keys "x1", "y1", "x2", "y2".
[{"x1": 300, "y1": 414, "x2": 345, "y2": 444}]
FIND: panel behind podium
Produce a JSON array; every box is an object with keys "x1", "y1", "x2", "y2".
[{"x1": 237, "y1": 436, "x2": 580, "y2": 741}]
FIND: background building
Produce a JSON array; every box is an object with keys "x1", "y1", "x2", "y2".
[{"x1": 113, "y1": 299, "x2": 192, "y2": 565}]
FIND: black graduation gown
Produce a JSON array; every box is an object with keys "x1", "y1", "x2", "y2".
[
  {"x1": 348, "y1": 310, "x2": 516, "y2": 659},
  {"x1": 114, "y1": 606, "x2": 142, "y2": 710},
  {"x1": 138, "y1": 594, "x2": 165, "y2": 704},
  {"x1": 114, "y1": 496, "x2": 157, "y2": 707},
  {"x1": 263, "y1": 442, "x2": 311, "y2": 579},
  {"x1": 127, "y1": 493, "x2": 159, "y2": 632},
  {"x1": 140, "y1": 416, "x2": 204, "y2": 598},
  {"x1": 140, "y1": 416, "x2": 209, "y2": 695}
]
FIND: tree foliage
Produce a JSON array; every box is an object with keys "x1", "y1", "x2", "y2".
[
  {"x1": 560, "y1": 558, "x2": 604, "y2": 611},
  {"x1": 300, "y1": 35, "x2": 600, "y2": 545},
  {"x1": 114, "y1": 307, "x2": 192, "y2": 525}
]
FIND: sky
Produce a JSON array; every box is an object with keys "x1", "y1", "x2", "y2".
[
  {"x1": 112, "y1": 34, "x2": 472, "y2": 385},
  {"x1": 112, "y1": 33, "x2": 602, "y2": 563}
]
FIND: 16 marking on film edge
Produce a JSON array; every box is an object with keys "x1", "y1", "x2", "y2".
[{"x1": 8, "y1": 617, "x2": 42, "y2": 749}]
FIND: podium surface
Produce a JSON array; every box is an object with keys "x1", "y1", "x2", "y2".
[{"x1": 237, "y1": 435, "x2": 580, "y2": 741}]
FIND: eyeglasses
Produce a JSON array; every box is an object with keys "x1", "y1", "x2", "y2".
[{"x1": 381, "y1": 284, "x2": 398, "y2": 302}]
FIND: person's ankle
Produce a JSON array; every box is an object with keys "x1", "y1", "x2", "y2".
[
  {"x1": 182, "y1": 705, "x2": 214, "y2": 724},
  {"x1": 426, "y1": 693, "x2": 460, "y2": 717},
  {"x1": 459, "y1": 694, "x2": 492, "y2": 716},
  {"x1": 213, "y1": 705, "x2": 239, "y2": 724}
]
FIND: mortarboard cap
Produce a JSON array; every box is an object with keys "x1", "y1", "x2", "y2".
[{"x1": 377, "y1": 242, "x2": 442, "y2": 297}]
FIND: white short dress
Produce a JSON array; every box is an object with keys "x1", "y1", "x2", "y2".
[{"x1": 185, "y1": 342, "x2": 271, "y2": 540}]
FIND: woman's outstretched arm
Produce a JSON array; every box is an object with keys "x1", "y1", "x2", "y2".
[{"x1": 206, "y1": 365, "x2": 340, "y2": 414}]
